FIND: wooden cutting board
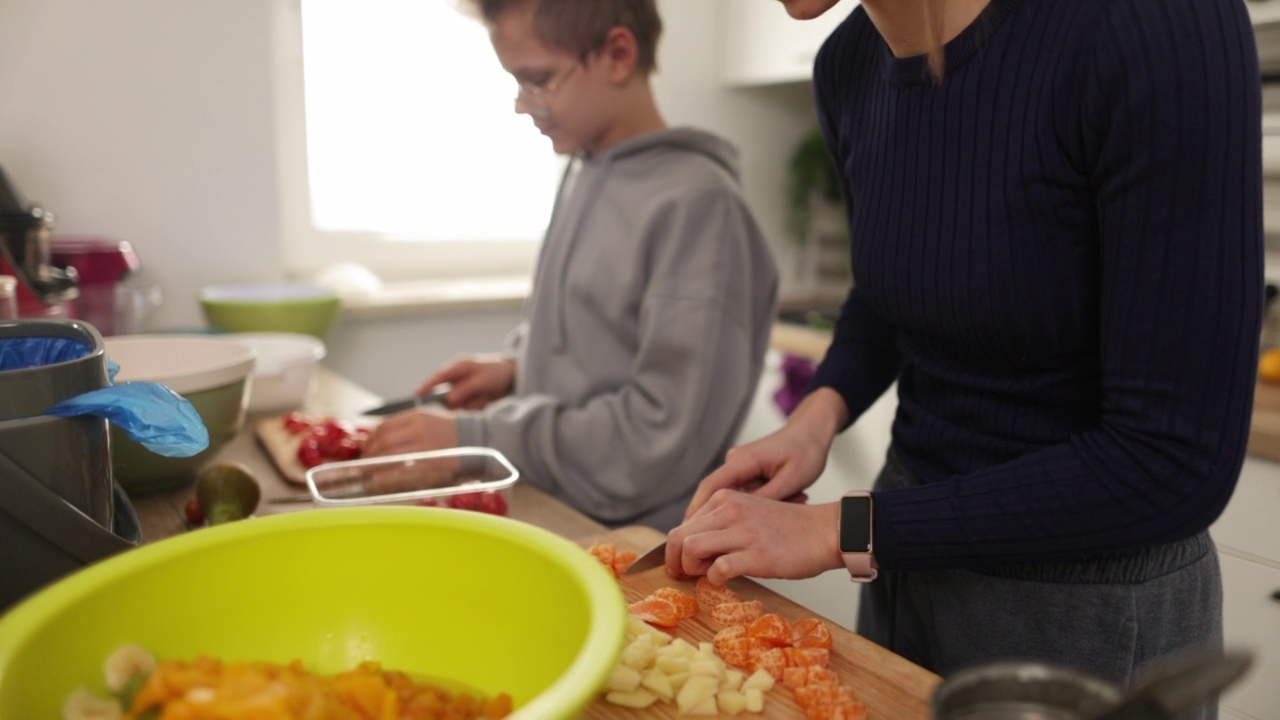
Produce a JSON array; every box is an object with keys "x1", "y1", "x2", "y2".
[
  {"x1": 253, "y1": 414, "x2": 378, "y2": 485},
  {"x1": 1249, "y1": 380, "x2": 1280, "y2": 462},
  {"x1": 574, "y1": 526, "x2": 941, "y2": 719}
]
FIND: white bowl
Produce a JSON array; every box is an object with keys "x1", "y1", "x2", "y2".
[
  {"x1": 104, "y1": 335, "x2": 257, "y2": 394},
  {"x1": 221, "y1": 332, "x2": 325, "y2": 412}
]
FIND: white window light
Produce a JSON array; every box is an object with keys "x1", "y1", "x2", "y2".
[{"x1": 273, "y1": 0, "x2": 562, "y2": 282}]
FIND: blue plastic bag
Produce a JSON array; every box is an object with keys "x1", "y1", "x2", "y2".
[
  {"x1": 0, "y1": 337, "x2": 93, "y2": 371},
  {"x1": 45, "y1": 382, "x2": 209, "y2": 458},
  {"x1": 1, "y1": 336, "x2": 208, "y2": 457}
]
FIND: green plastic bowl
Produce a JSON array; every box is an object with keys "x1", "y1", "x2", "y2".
[
  {"x1": 0, "y1": 507, "x2": 627, "y2": 719},
  {"x1": 104, "y1": 335, "x2": 255, "y2": 495},
  {"x1": 200, "y1": 283, "x2": 341, "y2": 340}
]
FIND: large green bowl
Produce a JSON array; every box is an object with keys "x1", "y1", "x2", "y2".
[
  {"x1": 109, "y1": 377, "x2": 250, "y2": 495},
  {"x1": 200, "y1": 283, "x2": 341, "y2": 340},
  {"x1": 0, "y1": 507, "x2": 627, "y2": 718},
  {"x1": 103, "y1": 335, "x2": 255, "y2": 496}
]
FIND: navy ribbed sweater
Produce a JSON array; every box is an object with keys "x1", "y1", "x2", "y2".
[{"x1": 810, "y1": 0, "x2": 1263, "y2": 570}]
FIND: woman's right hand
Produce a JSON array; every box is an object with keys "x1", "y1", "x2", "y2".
[
  {"x1": 416, "y1": 355, "x2": 515, "y2": 410},
  {"x1": 684, "y1": 387, "x2": 849, "y2": 520}
]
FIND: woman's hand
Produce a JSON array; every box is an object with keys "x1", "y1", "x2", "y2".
[
  {"x1": 416, "y1": 355, "x2": 515, "y2": 410},
  {"x1": 684, "y1": 388, "x2": 848, "y2": 520},
  {"x1": 362, "y1": 408, "x2": 459, "y2": 457},
  {"x1": 665, "y1": 493, "x2": 844, "y2": 584}
]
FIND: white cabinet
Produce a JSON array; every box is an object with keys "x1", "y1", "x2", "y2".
[
  {"x1": 718, "y1": 0, "x2": 859, "y2": 87},
  {"x1": 1211, "y1": 457, "x2": 1280, "y2": 719}
]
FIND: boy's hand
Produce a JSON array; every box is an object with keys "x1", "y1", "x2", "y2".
[
  {"x1": 362, "y1": 408, "x2": 459, "y2": 458},
  {"x1": 416, "y1": 355, "x2": 515, "y2": 410}
]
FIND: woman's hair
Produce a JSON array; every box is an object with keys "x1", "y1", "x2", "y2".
[
  {"x1": 923, "y1": 0, "x2": 946, "y2": 83},
  {"x1": 459, "y1": 0, "x2": 663, "y2": 75}
]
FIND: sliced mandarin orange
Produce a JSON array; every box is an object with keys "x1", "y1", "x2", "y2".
[
  {"x1": 785, "y1": 647, "x2": 830, "y2": 668},
  {"x1": 783, "y1": 666, "x2": 809, "y2": 692},
  {"x1": 611, "y1": 549, "x2": 637, "y2": 575},
  {"x1": 804, "y1": 667, "x2": 840, "y2": 687},
  {"x1": 749, "y1": 647, "x2": 790, "y2": 682},
  {"x1": 695, "y1": 576, "x2": 742, "y2": 606},
  {"x1": 806, "y1": 699, "x2": 868, "y2": 720},
  {"x1": 627, "y1": 597, "x2": 679, "y2": 627},
  {"x1": 791, "y1": 617, "x2": 834, "y2": 650},
  {"x1": 794, "y1": 684, "x2": 859, "y2": 710},
  {"x1": 712, "y1": 623, "x2": 747, "y2": 649},
  {"x1": 745, "y1": 637, "x2": 775, "y2": 661},
  {"x1": 588, "y1": 543, "x2": 618, "y2": 577},
  {"x1": 709, "y1": 599, "x2": 764, "y2": 626},
  {"x1": 650, "y1": 587, "x2": 699, "y2": 619},
  {"x1": 746, "y1": 613, "x2": 792, "y2": 647},
  {"x1": 715, "y1": 636, "x2": 754, "y2": 669}
]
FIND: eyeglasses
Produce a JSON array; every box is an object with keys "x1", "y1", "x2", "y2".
[{"x1": 513, "y1": 62, "x2": 580, "y2": 117}]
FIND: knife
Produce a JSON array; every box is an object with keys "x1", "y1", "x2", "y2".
[
  {"x1": 360, "y1": 387, "x2": 449, "y2": 416},
  {"x1": 624, "y1": 541, "x2": 667, "y2": 575}
]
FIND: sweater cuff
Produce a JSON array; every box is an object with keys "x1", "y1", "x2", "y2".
[{"x1": 453, "y1": 412, "x2": 491, "y2": 478}]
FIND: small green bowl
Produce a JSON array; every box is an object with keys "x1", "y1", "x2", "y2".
[
  {"x1": 0, "y1": 507, "x2": 628, "y2": 719},
  {"x1": 200, "y1": 283, "x2": 341, "y2": 340}
]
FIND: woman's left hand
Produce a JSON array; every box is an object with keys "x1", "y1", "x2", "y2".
[
  {"x1": 362, "y1": 408, "x2": 458, "y2": 457},
  {"x1": 665, "y1": 491, "x2": 843, "y2": 585}
]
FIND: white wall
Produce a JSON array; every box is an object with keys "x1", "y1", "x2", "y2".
[{"x1": 0, "y1": 0, "x2": 820, "y2": 394}]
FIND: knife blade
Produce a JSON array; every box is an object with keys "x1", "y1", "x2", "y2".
[
  {"x1": 624, "y1": 541, "x2": 667, "y2": 575},
  {"x1": 360, "y1": 387, "x2": 449, "y2": 416}
]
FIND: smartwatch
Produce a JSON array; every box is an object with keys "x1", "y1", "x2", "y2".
[{"x1": 838, "y1": 490, "x2": 877, "y2": 582}]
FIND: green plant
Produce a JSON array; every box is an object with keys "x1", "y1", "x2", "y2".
[{"x1": 786, "y1": 127, "x2": 845, "y2": 244}]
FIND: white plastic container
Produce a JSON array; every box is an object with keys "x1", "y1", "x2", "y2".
[{"x1": 222, "y1": 332, "x2": 325, "y2": 412}]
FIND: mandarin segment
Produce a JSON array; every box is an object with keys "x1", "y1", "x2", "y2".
[
  {"x1": 746, "y1": 613, "x2": 792, "y2": 647},
  {"x1": 794, "y1": 684, "x2": 859, "y2": 710},
  {"x1": 709, "y1": 599, "x2": 764, "y2": 627},
  {"x1": 791, "y1": 617, "x2": 834, "y2": 650},
  {"x1": 806, "y1": 699, "x2": 869, "y2": 720},
  {"x1": 748, "y1": 647, "x2": 789, "y2": 682},
  {"x1": 695, "y1": 576, "x2": 742, "y2": 606},
  {"x1": 785, "y1": 647, "x2": 831, "y2": 668},
  {"x1": 650, "y1": 586, "x2": 699, "y2": 619},
  {"x1": 611, "y1": 549, "x2": 638, "y2": 575},
  {"x1": 628, "y1": 597, "x2": 679, "y2": 628}
]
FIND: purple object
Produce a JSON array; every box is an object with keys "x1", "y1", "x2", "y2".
[{"x1": 773, "y1": 354, "x2": 816, "y2": 416}]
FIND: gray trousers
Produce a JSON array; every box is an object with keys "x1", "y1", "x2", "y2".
[{"x1": 857, "y1": 450, "x2": 1224, "y2": 720}]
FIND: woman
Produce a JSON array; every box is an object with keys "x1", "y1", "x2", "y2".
[{"x1": 666, "y1": 0, "x2": 1262, "y2": 712}]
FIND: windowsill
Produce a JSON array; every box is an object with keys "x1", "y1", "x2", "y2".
[{"x1": 339, "y1": 276, "x2": 531, "y2": 320}]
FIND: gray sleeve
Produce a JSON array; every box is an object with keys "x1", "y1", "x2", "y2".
[{"x1": 459, "y1": 191, "x2": 777, "y2": 523}]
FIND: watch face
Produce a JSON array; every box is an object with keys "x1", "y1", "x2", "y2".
[{"x1": 839, "y1": 495, "x2": 872, "y2": 553}]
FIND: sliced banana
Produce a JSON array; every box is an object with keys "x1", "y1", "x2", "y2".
[
  {"x1": 61, "y1": 687, "x2": 122, "y2": 720},
  {"x1": 102, "y1": 644, "x2": 156, "y2": 694}
]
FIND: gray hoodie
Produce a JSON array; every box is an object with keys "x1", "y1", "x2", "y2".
[{"x1": 455, "y1": 127, "x2": 778, "y2": 531}]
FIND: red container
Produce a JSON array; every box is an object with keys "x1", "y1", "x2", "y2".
[{"x1": 48, "y1": 237, "x2": 140, "y2": 335}]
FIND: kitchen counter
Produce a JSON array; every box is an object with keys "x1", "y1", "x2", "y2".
[
  {"x1": 128, "y1": 365, "x2": 941, "y2": 718},
  {"x1": 128, "y1": 367, "x2": 606, "y2": 542}
]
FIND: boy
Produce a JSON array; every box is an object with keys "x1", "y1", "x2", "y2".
[{"x1": 363, "y1": 0, "x2": 778, "y2": 532}]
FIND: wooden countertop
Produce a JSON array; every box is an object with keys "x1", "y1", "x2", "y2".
[
  {"x1": 127, "y1": 367, "x2": 606, "y2": 543},
  {"x1": 127, "y1": 366, "x2": 940, "y2": 717}
]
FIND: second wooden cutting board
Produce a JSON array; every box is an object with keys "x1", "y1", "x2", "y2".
[{"x1": 575, "y1": 526, "x2": 940, "y2": 720}]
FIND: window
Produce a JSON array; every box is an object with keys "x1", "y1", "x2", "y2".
[{"x1": 274, "y1": 0, "x2": 562, "y2": 282}]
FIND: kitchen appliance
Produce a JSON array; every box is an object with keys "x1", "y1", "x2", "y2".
[
  {"x1": 48, "y1": 236, "x2": 144, "y2": 336},
  {"x1": 0, "y1": 319, "x2": 141, "y2": 611},
  {"x1": 0, "y1": 166, "x2": 79, "y2": 319}
]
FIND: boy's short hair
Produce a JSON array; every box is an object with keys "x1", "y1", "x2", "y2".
[{"x1": 461, "y1": 0, "x2": 662, "y2": 75}]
